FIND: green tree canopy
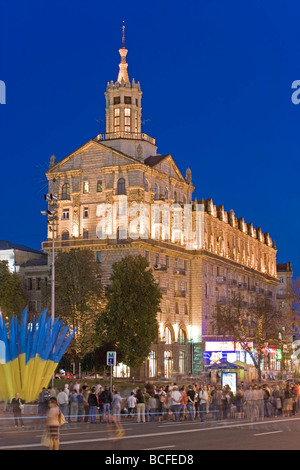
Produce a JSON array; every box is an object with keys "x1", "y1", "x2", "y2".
[
  {"x1": 44, "y1": 249, "x2": 103, "y2": 360},
  {"x1": 96, "y1": 254, "x2": 162, "y2": 369},
  {"x1": 0, "y1": 261, "x2": 27, "y2": 317}
]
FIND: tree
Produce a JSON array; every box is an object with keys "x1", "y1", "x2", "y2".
[
  {"x1": 43, "y1": 249, "x2": 104, "y2": 361},
  {"x1": 211, "y1": 293, "x2": 286, "y2": 382},
  {"x1": 0, "y1": 261, "x2": 27, "y2": 317},
  {"x1": 96, "y1": 254, "x2": 162, "y2": 369}
]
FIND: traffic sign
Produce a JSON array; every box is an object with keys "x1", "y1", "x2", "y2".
[{"x1": 107, "y1": 351, "x2": 116, "y2": 366}]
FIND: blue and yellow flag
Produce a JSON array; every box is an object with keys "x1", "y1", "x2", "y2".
[{"x1": 0, "y1": 309, "x2": 76, "y2": 402}]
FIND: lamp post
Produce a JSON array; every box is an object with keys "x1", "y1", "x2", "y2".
[{"x1": 41, "y1": 193, "x2": 58, "y2": 326}]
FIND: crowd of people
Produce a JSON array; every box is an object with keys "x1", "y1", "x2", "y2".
[{"x1": 35, "y1": 379, "x2": 300, "y2": 425}]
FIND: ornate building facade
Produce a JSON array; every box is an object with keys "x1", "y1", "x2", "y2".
[{"x1": 42, "y1": 30, "x2": 280, "y2": 379}]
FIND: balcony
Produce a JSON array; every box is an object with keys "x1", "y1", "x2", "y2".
[
  {"x1": 154, "y1": 264, "x2": 167, "y2": 271},
  {"x1": 160, "y1": 287, "x2": 168, "y2": 295},
  {"x1": 238, "y1": 282, "x2": 248, "y2": 290},
  {"x1": 175, "y1": 290, "x2": 186, "y2": 298},
  {"x1": 227, "y1": 279, "x2": 237, "y2": 286},
  {"x1": 174, "y1": 268, "x2": 186, "y2": 275},
  {"x1": 216, "y1": 276, "x2": 226, "y2": 284},
  {"x1": 95, "y1": 131, "x2": 155, "y2": 145},
  {"x1": 277, "y1": 293, "x2": 286, "y2": 299}
]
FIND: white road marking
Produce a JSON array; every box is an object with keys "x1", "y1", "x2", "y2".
[{"x1": 253, "y1": 430, "x2": 283, "y2": 436}]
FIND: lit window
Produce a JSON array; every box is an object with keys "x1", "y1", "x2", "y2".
[
  {"x1": 125, "y1": 108, "x2": 131, "y2": 116},
  {"x1": 83, "y1": 180, "x2": 89, "y2": 194},
  {"x1": 62, "y1": 208, "x2": 69, "y2": 220},
  {"x1": 117, "y1": 178, "x2": 126, "y2": 195},
  {"x1": 61, "y1": 183, "x2": 70, "y2": 200},
  {"x1": 83, "y1": 207, "x2": 89, "y2": 218},
  {"x1": 114, "y1": 108, "x2": 120, "y2": 116}
]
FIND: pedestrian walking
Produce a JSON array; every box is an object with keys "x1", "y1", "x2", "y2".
[
  {"x1": 45, "y1": 397, "x2": 62, "y2": 450},
  {"x1": 112, "y1": 390, "x2": 123, "y2": 422}
]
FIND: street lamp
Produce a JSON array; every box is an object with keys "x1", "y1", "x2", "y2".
[{"x1": 41, "y1": 194, "x2": 58, "y2": 326}]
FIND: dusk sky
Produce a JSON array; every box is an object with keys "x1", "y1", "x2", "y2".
[{"x1": 0, "y1": 0, "x2": 299, "y2": 278}]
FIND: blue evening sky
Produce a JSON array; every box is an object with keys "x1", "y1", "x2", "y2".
[{"x1": 0, "y1": 0, "x2": 299, "y2": 278}]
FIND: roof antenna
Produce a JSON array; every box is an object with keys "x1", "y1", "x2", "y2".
[{"x1": 122, "y1": 20, "x2": 125, "y2": 48}]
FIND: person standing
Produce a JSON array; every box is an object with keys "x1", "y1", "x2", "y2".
[
  {"x1": 186, "y1": 385, "x2": 196, "y2": 421},
  {"x1": 57, "y1": 387, "x2": 69, "y2": 422},
  {"x1": 100, "y1": 385, "x2": 112, "y2": 423},
  {"x1": 135, "y1": 388, "x2": 146, "y2": 423},
  {"x1": 11, "y1": 393, "x2": 25, "y2": 428},
  {"x1": 69, "y1": 390, "x2": 78, "y2": 422},
  {"x1": 198, "y1": 386, "x2": 208, "y2": 422},
  {"x1": 127, "y1": 392, "x2": 137, "y2": 418},
  {"x1": 170, "y1": 385, "x2": 182, "y2": 422},
  {"x1": 88, "y1": 387, "x2": 98, "y2": 424}
]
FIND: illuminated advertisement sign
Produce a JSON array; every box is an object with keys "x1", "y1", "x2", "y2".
[
  {"x1": 205, "y1": 341, "x2": 253, "y2": 352},
  {"x1": 222, "y1": 372, "x2": 237, "y2": 395}
]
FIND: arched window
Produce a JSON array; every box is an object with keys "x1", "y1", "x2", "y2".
[
  {"x1": 62, "y1": 231, "x2": 69, "y2": 240},
  {"x1": 61, "y1": 183, "x2": 70, "y2": 200},
  {"x1": 164, "y1": 327, "x2": 172, "y2": 345},
  {"x1": 178, "y1": 329, "x2": 187, "y2": 345},
  {"x1": 117, "y1": 178, "x2": 126, "y2": 195}
]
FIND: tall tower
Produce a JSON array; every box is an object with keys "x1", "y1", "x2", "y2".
[{"x1": 100, "y1": 22, "x2": 157, "y2": 161}]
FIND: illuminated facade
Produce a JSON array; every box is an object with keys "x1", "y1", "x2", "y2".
[{"x1": 42, "y1": 29, "x2": 280, "y2": 379}]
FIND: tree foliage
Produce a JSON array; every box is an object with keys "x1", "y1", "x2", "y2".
[
  {"x1": 43, "y1": 249, "x2": 103, "y2": 359},
  {"x1": 0, "y1": 261, "x2": 27, "y2": 317},
  {"x1": 211, "y1": 293, "x2": 286, "y2": 382},
  {"x1": 96, "y1": 255, "x2": 162, "y2": 369}
]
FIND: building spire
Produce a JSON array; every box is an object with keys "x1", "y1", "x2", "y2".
[{"x1": 117, "y1": 21, "x2": 129, "y2": 83}]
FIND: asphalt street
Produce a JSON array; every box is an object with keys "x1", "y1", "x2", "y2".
[{"x1": 0, "y1": 416, "x2": 300, "y2": 451}]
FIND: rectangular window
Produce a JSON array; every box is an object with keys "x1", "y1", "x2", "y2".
[
  {"x1": 97, "y1": 180, "x2": 103, "y2": 192},
  {"x1": 114, "y1": 116, "x2": 120, "y2": 126},
  {"x1": 83, "y1": 207, "x2": 89, "y2": 218},
  {"x1": 83, "y1": 180, "x2": 89, "y2": 194},
  {"x1": 62, "y1": 208, "x2": 69, "y2": 219},
  {"x1": 96, "y1": 251, "x2": 102, "y2": 263},
  {"x1": 114, "y1": 97, "x2": 120, "y2": 105},
  {"x1": 124, "y1": 96, "x2": 131, "y2": 104},
  {"x1": 125, "y1": 126, "x2": 131, "y2": 133},
  {"x1": 114, "y1": 108, "x2": 120, "y2": 116},
  {"x1": 124, "y1": 108, "x2": 131, "y2": 116},
  {"x1": 83, "y1": 230, "x2": 89, "y2": 239},
  {"x1": 125, "y1": 116, "x2": 131, "y2": 126}
]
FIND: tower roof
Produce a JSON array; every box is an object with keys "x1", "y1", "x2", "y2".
[{"x1": 117, "y1": 21, "x2": 129, "y2": 83}]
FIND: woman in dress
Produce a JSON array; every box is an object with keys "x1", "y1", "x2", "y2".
[{"x1": 46, "y1": 397, "x2": 61, "y2": 450}]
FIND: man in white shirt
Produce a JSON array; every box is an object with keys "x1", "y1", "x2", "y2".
[
  {"x1": 198, "y1": 386, "x2": 208, "y2": 422},
  {"x1": 57, "y1": 388, "x2": 69, "y2": 422},
  {"x1": 171, "y1": 386, "x2": 182, "y2": 422},
  {"x1": 127, "y1": 392, "x2": 137, "y2": 418}
]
